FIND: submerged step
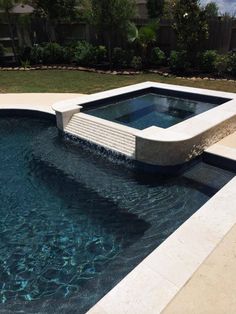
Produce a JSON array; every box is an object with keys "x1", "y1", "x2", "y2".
[
  {"x1": 64, "y1": 113, "x2": 136, "y2": 157},
  {"x1": 183, "y1": 162, "x2": 235, "y2": 191},
  {"x1": 203, "y1": 132, "x2": 236, "y2": 172}
]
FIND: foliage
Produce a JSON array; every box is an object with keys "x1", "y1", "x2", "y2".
[
  {"x1": 62, "y1": 46, "x2": 75, "y2": 64},
  {"x1": 215, "y1": 54, "x2": 229, "y2": 75},
  {"x1": 20, "y1": 59, "x2": 31, "y2": 68},
  {"x1": 138, "y1": 25, "x2": 157, "y2": 47},
  {"x1": 31, "y1": 0, "x2": 79, "y2": 41},
  {"x1": 29, "y1": 44, "x2": 44, "y2": 64},
  {"x1": 0, "y1": 43, "x2": 5, "y2": 58},
  {"x1": 173, "y1": 0, "x2": 208, "y2": 64},
  {"x1": 163, "y1": 0, "x2": 176, "y2": 19},
  {"x1": 127, "y1": 22, "x2": 139, "y2": 43},
  {"x1": 127, "y1": 21, "x2": 158, "y2": 47},
  {"x1": 146, "y1": 0, "x2": 165, "y2": 19},
  {"x1": 88, "y1": 0, "x2": 136, "y2": 66},
  {"x1": 131, "y1": 56, "x2": 142, "y2": 70},
  {"x1": 228, "y1": 52, "x2": 236, "y2": 76},
  {"x1": 0, "y1": 0, "x2": 16, "y2": 11},
  {"x1": 169, "y1": 50, "x2": 190, "y2": 73},
  {"x1": 89, "y1": 0, "x2": 136, "y2": 33},
  {"x1": 112, "y1": 47, "x2": 129, "y2": 68},
  {"x1": 150, "y1": 47, "x2": 165, "y2": 66},
  {"x1": 204, "y1": 2, "x2": 219, "y2": 19},
  {"x1": 127, "y1": 21, "x2": 158, "y2": 65},
  {"x1": 31, "y1": 0, "x2": 78, "y2": 21},
  {"x1": 41, "y1": 42, "x2": 64, "y2": 64},
  {"x1": 94, "y1": 45, "x2": 107, "y2": 64},
  {"x1": 199, "y1": 50, "x2": 218, "y2": 73},
  {"x1": 74, "y1": 41, "x2": 95, "y2": 66}
]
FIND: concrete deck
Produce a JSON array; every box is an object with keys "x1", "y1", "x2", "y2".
[
  {"x1": 0, "y1": 93, "x2": 84, "y2": 114},
  {"x1": 162, "y1": 135, "x2": 236, "y2": 314},
  {"x1": 163, "y1": 223, "x2": 236, "y2": 314},
  {"x1": 205, "y1": 131, "x2": 236, "y2": 161}
]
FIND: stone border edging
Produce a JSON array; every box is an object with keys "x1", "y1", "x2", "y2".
[{"x1": 0, "y1": 65, "x2": 236, "y2": 82}]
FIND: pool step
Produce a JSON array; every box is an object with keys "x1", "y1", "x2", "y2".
[
  {"x1": 64, "y1": 113, "x2": 136, "y2": 157},
  {"x1": 203, "y1": 132, "x2": 236, "y2": 172}
]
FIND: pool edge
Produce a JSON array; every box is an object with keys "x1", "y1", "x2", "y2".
[{"x1": 86, "y1": 175, "x2": 236, "y2": 314}]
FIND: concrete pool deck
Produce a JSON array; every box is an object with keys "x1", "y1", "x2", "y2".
[
  {"x1": 163, "y1": 223, "x2": 236, "y2": 314},
  {"x1": 0, "y1": 91, "x2": 236, "y2": 314},
  {"x1": 0, "y1": 93, "x2": 84, "y2": 114}
]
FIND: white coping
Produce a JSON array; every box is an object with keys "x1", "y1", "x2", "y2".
[
  {"x1": 87, "y1": 175, "x2": 236, "y2": 314},
  {"x1": 0, "y1": 93, "x2": 85, "y2": 115},
  {"x1": 52, "y1": 81, "x2": 236, "y2": 144},
  {"x1": 0, "y1": 103, "x2": 55, "y2": 115}
]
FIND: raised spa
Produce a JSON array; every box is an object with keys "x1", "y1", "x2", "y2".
[
  {"x1": 54, "y1": 82, "x2": 236, "y2": 167},
  {"x1": 0, "y1": 115, "x2": 235, "y2": 314},
  {"x1": 85, "y1": 92, "x2": 226, "y2": 129}
]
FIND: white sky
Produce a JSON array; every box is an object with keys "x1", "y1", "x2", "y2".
[{"x1": 201, "y1": 0, "x2": 236, "y2": 14}]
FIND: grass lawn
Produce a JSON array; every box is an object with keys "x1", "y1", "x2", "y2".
[{"x1": 0, "y1": 70, "x2": 236, "y2": 94}]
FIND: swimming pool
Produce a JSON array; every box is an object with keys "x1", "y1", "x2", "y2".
[
  {"x1": 86, "y1": 93, "x2": 220, "y2": 129},
  {"x1": 0, "y1": 116, "x2": 234, "y2": 313}
]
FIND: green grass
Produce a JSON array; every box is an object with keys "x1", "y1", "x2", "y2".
[{"x1": 0, "y1": 70, "x2": 236, "y2": 94}]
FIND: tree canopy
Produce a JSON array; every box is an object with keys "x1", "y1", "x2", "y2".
[
  {"x1": 31, "y1": 0, "x2": 78, "y2": 21},
  {"x1": 88, "y1": 0, "x2": 136, "y2": 64},
  {"x1": 173, "y1": 0, "x2": 208, "y2": 63},
  {"x1": 146, "y1": 0, "x2": 165, "y2": 19},
  {"x1": 204, "y1": 2, "x2": 219, "y2": 18}
]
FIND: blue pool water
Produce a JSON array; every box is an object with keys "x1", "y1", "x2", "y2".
[
  {"x1": 86, "y1": 93, "x2": 218, "y2": 129},
  {"x1": 0, "y1": 117, "x2": 234, "y2": 314}
]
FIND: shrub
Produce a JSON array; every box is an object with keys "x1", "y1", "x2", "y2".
[
  {"x1": 30, "y1": 45, "x2": 44, "y2": 64},
  {"x1": 199, "y1": 50, "x2": 218, "y2": 73},
  {"x1": 94, "y1": 45, "x2": 107, "y2": 64},
  {"x1": 74, "y1": 41, "x2": 95, "y2": 66},
  {"x1": 0, "y1": 44, "x2": 5, "y2": 58},
  {"x1": 150, "y1": 47, "x2": 165, "y2": 67},
  {"x1": 62, "y1": 46, "x2": 75, "y2": 64},
  {"x1": 215, "y1": 54, "x2": 229, "y2": 76},
  {"x1": 112, "y1": 47, "x2": 129, "y2": 68},
  {"x1": 131, "y1": 56, "x2": 142, "y2": 70},
  {"x1": 20, "y1": 59, "x2": 31, "y2": 68},
  {"x1": 19, "y1": 46, "x2": 31, "y2": 62},
  {"x1": 169, "y1": 50, "x2": 190, "y2": 73},
  {"x1": 228, "y1": 52, "x2": 236, "y2": 77},
  {"x1": 42, "y1": 42, "x2": 64, "y2": 64}
]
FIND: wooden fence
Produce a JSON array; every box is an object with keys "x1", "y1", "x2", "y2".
[{"x1": 1, "y1": 18, "x2": 236, "y2": 57}]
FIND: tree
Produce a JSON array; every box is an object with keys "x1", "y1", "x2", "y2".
[
  {"x1": 31, "y1": 0, "x2": 78, "y2": 41},
  {"x1": 163, "y1": 0, "x2": 176, "y2": 19},
  {"x1": 128, "y1": 21, "x2": 158, "y2": 64},
  {"x1": 204, "y1": 2, "x2": 219, "y2": 19},
  {"x1": 88, "y1": 0, "x2": 136, "y2": 67},
  {"x1": 173, "y1": 0, "x2": 208, "y2": 64},
  {"x1": 146, "y1": 0, "x2": 165, "y2": 19}
]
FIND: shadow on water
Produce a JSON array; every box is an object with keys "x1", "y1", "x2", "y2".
[{"x1": 29, "y1": 157, "x2": 150, "y2": 249}]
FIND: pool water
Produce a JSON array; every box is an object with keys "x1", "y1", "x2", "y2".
[
  {"x1": 86, "y1": 93, "x2": 218, "y2": 129},
  {"x1": 0, "y1": 117, "x2": 234, "y2": 314}
]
